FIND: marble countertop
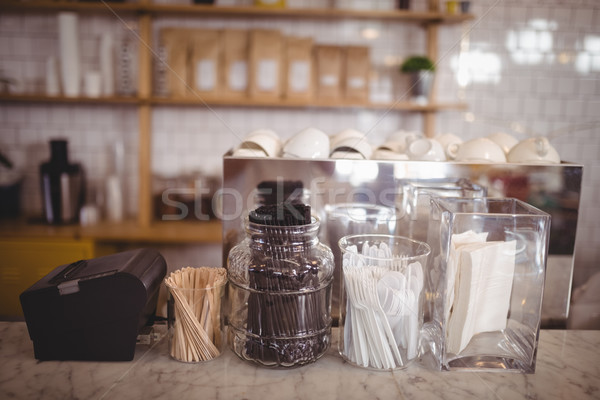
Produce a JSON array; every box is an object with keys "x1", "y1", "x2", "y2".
[{"x1": 0, "y1": 322, "x2": 598, "y2": 400}]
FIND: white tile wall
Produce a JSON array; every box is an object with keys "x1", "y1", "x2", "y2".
[
  {"x1": 0, "y1": 0, "x2": 598, "y2": 289},
  {"x1": 438, "y1": 0, "x2": 600, "y2": 291}
]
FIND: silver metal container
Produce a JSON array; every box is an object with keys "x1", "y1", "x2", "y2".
[{"x1": 222, "y1": 156, "x2": 583, "y2": 328}]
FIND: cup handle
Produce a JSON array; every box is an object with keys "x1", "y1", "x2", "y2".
[
  {"x1": 404, "y1": 134, "x2": 417, "y2": 148},
  {"x1": 446, "y1": 143, "x2": 459, "y2": 159},
  {"x1": 408, "y1": 138, "x2": 432, "y2": 158},
  {"x1": 535, "y1": 137, "x2": 549, "y2": 157}
]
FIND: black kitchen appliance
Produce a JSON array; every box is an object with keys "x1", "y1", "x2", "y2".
[
  {"x1": 39, "y1": 139, "x2": 84, "y2": 224},
  {"x1": 20, "y1": 248, "x2": 167, "y2": 361}
]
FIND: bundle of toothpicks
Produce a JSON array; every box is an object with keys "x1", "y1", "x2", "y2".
[{"x1": 165, "y1": 266, "x2": 227, "y2": 362}]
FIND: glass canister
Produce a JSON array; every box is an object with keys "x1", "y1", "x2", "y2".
[
  {"x1": 399, "y1": 178, "x2": 487, "y2": 243},
  {"x1": 227, "y1": 203, "x2": 334, "y2": 368},
  {"x1": 338, "y1": 234, "x2": 431, "y2": 370},
  {"x1": 165, "y1": 267, "x2": 227, "y2": 363},
  {"x1": 424, "y1": 197, "x2": 550, "y2": 373},
  {"x1": 323, "y1": 203, "x2": 398, "y2": 325}
]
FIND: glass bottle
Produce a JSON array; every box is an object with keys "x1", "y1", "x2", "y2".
[{"x1": 227, "y1": 216, "x2": 334, "y2": 368}]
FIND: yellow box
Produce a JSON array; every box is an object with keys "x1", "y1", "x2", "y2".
[{"x1": 0, "y1": 239, "x2": 97, "y2": 318}]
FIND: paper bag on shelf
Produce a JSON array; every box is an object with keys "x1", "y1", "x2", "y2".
[
  {"x1": 283, "y1": 36, "x2": 313, "y2": 102},
  {"x1": 190, "y1": 29, "x2": 222, "y2": 97},
  {"x1": 315, "y1": 45, "x2": 343, "y2": 101},
  {"x1": 222, "y1": 29, "x2": 249, "y2": 99},
  {"x1": 344, "y1": 46, "x2": 370, "y2": 104},
  {"x1": 249, "y1": 29, "x2": 283, "y2": 100}
]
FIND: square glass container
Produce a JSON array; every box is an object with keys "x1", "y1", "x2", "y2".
[
  {"x1": 423, "y1": 197, "x2": 550, "y2": 373},
  {"x1": 399, "y1": 178, "x2": 487, "y2": 243}
]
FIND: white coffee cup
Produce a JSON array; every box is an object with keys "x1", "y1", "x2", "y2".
[
  {"x1": 406, "y1": 137, "x2": 446, "y2": 161},
  {"x1": 372, "y1": 148, "x2": 410, "y2": 160},
  {"x1": 246, "y1": 128, "x2": 279, "y2": 141},
  {"x1": 283, "y1": 127, "x2": 330, "y2": 159},
  {"x1": 330, "y1": 136, "x2": 372, "y2": 159},
  {"x1": 386, "y1": 130, "x2": 423, "y2": 154},
  {"x1": 330, "y1": 150, "x2": 364, "y2": 159},
  {"x1": 447, "y1": 137, "x2": 506, "y2": 163},
  {"x1": 330, "y1": 129, "x2": 365, "y2": 150},
  {"x1": 232, "y1": 147, "x2": 267, "y2": 157},
  {"x1": 507, "y1": 137, "x2": 560, "y2": 164},
  {"x1": 239, "y1": 129, "x2": 281, "y2": 158},
  {"x1": 84, "y1": 71, "x2": 102, "y2": 98},
  {"x1": 376, "y1": 141, "x2": 405, "y2": 154},
  {"x1": 487, "y1": 132, "x2": 519, "y2": 156},
  {"x1": 434, "y1": 133, "x2": 463, "y2": 159}
]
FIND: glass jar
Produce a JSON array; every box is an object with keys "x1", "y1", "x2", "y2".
[
  {"x1": 165, "y1": 267, "x2": 227, "y2": 363},
  {"x1": 227, "y1": 216, "x2": 334, "y2": 368},
  {"x1": 338, "y1": 234, "x2": 431, "y2": 370},
  {"x1": 323, "y1": 203, "x2": 398, "y2": 325}
]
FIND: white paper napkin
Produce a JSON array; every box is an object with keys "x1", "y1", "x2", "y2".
[
  {"x1": 445, "y1": 230, "x2": 489, "y2": 325},
  {"x1": 446, "y1": 240, "x2": 517, "y2": 355}
]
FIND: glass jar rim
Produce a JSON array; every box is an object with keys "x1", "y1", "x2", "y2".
[
  {"x1": 325, "y1": 203, "x2": 397, "y2": 220},
  {"x1": 245, "y1": 215, "x2": 320, "y2": 233},
  {"x1": 338, "y1": 233, "x2": 431, "y2": 261}
]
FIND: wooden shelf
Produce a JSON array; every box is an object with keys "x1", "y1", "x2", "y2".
[
  {"x1": 0, "y1": 0, "x2": 141, "y2": 13},
  {"x1": 0, "y1": 1, "x2": 474, "y2": 23},
  {"x1": 79, "y1": 220, "x2": 222, "y2": 243},
  {"x1": 0, "y1": 93, "x2": 467, "y2": 112},
  {"x1": 0, "y1": 93, "x2": 139, "y2": 105},
  {"x1": 0, "y1": 219, "x2": 222, "y2": 244},
  {"x1": 142, "y1": 4, "x2": 474, "y2": 23},
  {"x1": 153, "y1": 96, "x2": 468, "y2": 111}
]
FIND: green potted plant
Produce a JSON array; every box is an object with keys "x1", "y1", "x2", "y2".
[{"x1": 400, "y1": 55, "x2": 435, "y2": 104}]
